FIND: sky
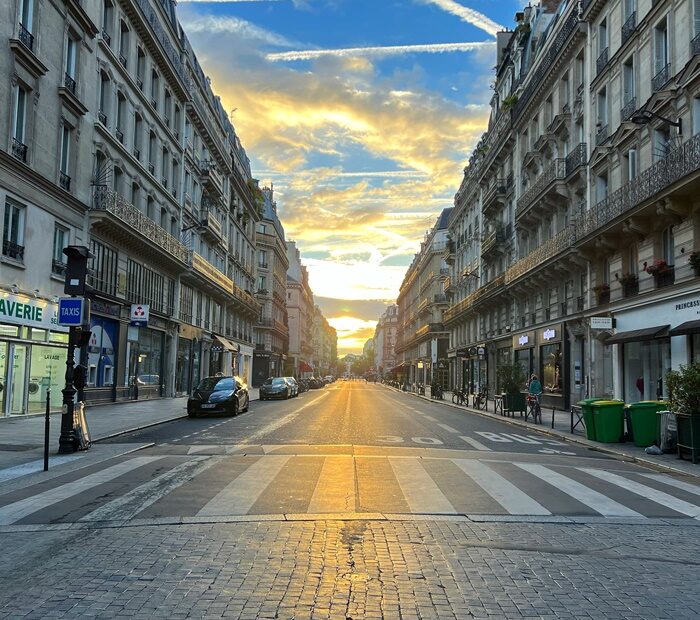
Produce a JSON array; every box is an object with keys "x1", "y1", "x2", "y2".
[{"x1": 177, "y1": 0, "x2": 521, "y2": 355}]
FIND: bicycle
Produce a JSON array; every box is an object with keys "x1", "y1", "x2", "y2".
[
  {"x1": 452, "y1": 387, "x2": 468, "y2": 406},
  {"x1": 473, "y1": 388, "x2": 489, "y2": 410},
  {"x1": 526, "y1": 393, "x2": 542, "y2": 424}
]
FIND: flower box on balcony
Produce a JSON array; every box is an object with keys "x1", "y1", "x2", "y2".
[
  {"x1": 645, "y1": 258, "x2": 675, "y2": 288},
  {"x1": 688, "y1": 251, "x2": 700, "y2": 277},
  {"x1": 617, "y1": 273, "x2": 639, "y2": 298}
]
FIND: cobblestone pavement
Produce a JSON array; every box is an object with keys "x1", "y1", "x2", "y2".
[{"x1": 1, "y1": 518, "x2": 699, "y2": 619}]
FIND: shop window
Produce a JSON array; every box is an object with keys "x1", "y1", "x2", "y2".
[
  {"x1": 540, "y1": 343, "x2": 563, "y2": 394},
  {"x1": 623, "y1": 338, "x2": 671, "y2": 402},
  {"x1": 87, "y1": 316, "x2": 118, "y2": 387}
]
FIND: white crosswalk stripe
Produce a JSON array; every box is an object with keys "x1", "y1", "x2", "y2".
[
  {"x1": 0, "y1": 456, "x2": 163, "y2": 526},
  {"x1": 197, "y1": 455, "x2": 291, "y2": 516},
  {"x1": 581, "y1": 468, "x2": 700, "y2": 519},
  {"x1": 80, "y1": 456, "x2": 224, "y2": 522},
  {"x1": 459, "y1": 436, "x2": 492, "y2": 451},
  {"x1": 389, "y1": 457, "x2": 455, "y2": 514},
  {"x1": 452, "y1": 459, "x2": 550, "y2": 515},
  {"x1": 638, "y1": 473, "x2": 700, "y2": 497},
  {"x1": 307, "y1": 456, "x2": 356, "y2": 513},
  {"x1": 515, "y1": 463, "x2": 642, "y2": 518}
]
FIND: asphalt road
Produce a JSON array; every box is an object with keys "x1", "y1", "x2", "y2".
[{"x1": 2, "y1": 381, "x2": 700, "y2": 619}]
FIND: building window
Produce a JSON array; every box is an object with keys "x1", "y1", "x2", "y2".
[
  {"x1": 89, "y1": 239, "x2": 118, "y2": 296},
  {"x1": 64, "y1": 35, "x2": 78, "y2": 93},
  {"x1": 19, "y1": 0, "x2": 35, "y2": 48},
  {"x1": 113, "y1": 165, "x2": 123, "y2": 195},
  {"x1": 102, "y1": 0, "x2": 114, "y2": 43},
  {"x1": 136, "y1": 47, "x2": 145, "y2": 88},
  {"x1": 99, "y1": 71, "x2": 110, "y2": 124},
  {"x1": 133, "y1": 112, "x2": 142, "y2": 159},
  {"x1": 12, "y1": 84, "x2": 28, "y2": 162},
  {"x1": 654, "y1": 126, "x2": 671, "y2": 160},
  {"x1": 2, "y1": 200, "x2": 26, "y2": 261},
  {"x1": 59, "y1": 124, "x2": 71, "y2": 190},
  {"x1": 116, "y1": 92, "x2": 126, "y2": 142},
  {"x1": 662, "y1": 225, "x2": 675, "y2": 265},
  {"x1": 52, "y1": 224, "x2": 69, "y2": 274},
  {"x1": 628, "y1": 243, "x2": 638, "y2": 275},
  {"x1": 622, "y1": 56, "x2": 635, "y2": 104},
  {"x1": 624, "y1": 148, "x2": 637, "y2": 182},
  {"x1": 151, "y1": 69, "x2": 159, "y2": 109},
  {"x1": 119, "y1": 20, "x2": 129, "y2": 68}
]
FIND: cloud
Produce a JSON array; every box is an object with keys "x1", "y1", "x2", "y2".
[
  {"x1": 417, "y1": 0, "x2": 505, "y2": 37},
  {"x1": 179, "y1": 0, "x2": 281, "y2": 3},
  {"x1": 184, "y1": 15, "x2": 293, "y2": 46},
  {"x1": 267, "y1": 40, "x2": 495, "y2": 62}
]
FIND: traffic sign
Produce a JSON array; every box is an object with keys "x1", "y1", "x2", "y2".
[
  {"x1": 130, "y1": 304, "x2": 149, "y2": 327},
  {"x1": 58, "y1": 297, "x2": 87, "y2": 326}
]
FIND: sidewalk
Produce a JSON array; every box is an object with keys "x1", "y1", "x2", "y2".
[
  {"x1": 394, "y1": 385, "x2": 700, "y2": 479},
  {"x1": 0, "y1": 387, "x2": 259, "y2": 472}
]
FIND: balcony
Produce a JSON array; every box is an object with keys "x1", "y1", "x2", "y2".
[
  {"x1": 2, "y1": 240, "x2": 24, "y2": 261},
  {"x1": 652, "y1": 63, "x2": 671, "y2": 92},
  {"x1": 133, "y1": 147, "x2": 141, "y2": 161},
  {"x1": 621, "y1": 12, "x2": 637, "y2": 46},
  {"x1": 516, "y1": 158, "x2": 566, "y2": 219},
  {"x1": 101, "y1": 29, "x2": 111, "y2": 46},
  {"x1": 565, "y1": 143, "x2": 587, "y2": 176},
  {"x1": 115, "y1": 128, "x2": 124, "y2": 144},
  {"x1": 148, "y1": 162, "x2": 155, "y2": 175},
  {"x1": 482, "y1": 177, "x2": 507, "y2": 216},
  {"x1": 620, "y1": 97, "x2": 637, "y2": 122},
  {"x1": 548, "y1": 109, "x2": 571, "y2": 135},
  {"x1": 98, "y1": 111, "x2": 107, "y2": 126},
  {"x1": 90, "y1": 186, "x2": 190, "y2": 268},
  {"x1": 199, "y1": 211, "x2": 222, "y2": 242},
  {"x1": 200, "y1": 160, "x2": 224, "y2": 199},
  {"x1": 621, "y1": 277, "x2": 639, "y2": 298},
  {"x1": 119, "y1": 52, "x2": 127, "y2": 68},
  {"x1": 59, "y1": 171, "x2": 71, "y2": 191},
  {"x1": 18, "y1": 23, "x2": 34, "y2": 51},
  {"x1": 433, "y1": 294, "x2": 448, "y2": 304},
  {"x1": 11, "y1": 138, "x2": 27, "y2": 163},
  {"x1": 136, "y1": 76, "x2": 143, "y2": 90},
  {"x1": 415, "y1": 322, "x2": 446, "y2": 339},
  {"x1": 442, "y1": 240, "x2": 455, "y2": 264},
  {"x1": 51, "y1": 258, "x2": 66, "y2": 276},
  {"x1": 577, "y1": 132, "x2": 700, "y2": 240},
  {"x1": 481, "y1": 226, "x2": 507, "y2": 257},
  {"x1": 596, "y1": 47, "x2": 609, "y2": 77},
  {"x1": 64, "y1": 73, "x2": 77, "y2": 95},
  {"x1": 505, "y1": 226, "x2": 576, "y2": 284},
  {"x1": 595, "y1": 123, "x2": 609, "y2": 147}
]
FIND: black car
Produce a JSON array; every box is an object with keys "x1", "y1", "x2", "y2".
[
  {"x1": 188, "y1": 376, "x2": 249, "y2": 417},
  {"x1": 260, "y1": 377, "x2": 291, "y2": 400},
  {"x1": 297, "y1": 379, "x2": 310, "y2": 393},
  {"x1": 308, "y1": 377, "x2": 323, "y2": 389}
]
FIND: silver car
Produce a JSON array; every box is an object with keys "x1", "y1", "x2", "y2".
[{"x1": 284, "y1": 377, "x2": 299, "y2": 397}]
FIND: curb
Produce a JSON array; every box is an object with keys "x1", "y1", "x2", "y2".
[
  {"x1": 92, "y1": 414, "x2": 188, "y2": 442},
  {"x1": 385, "y1": 385, "x2": 700, "y2": 480}
]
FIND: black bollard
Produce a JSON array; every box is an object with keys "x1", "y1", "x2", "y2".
[{"x1": 43, "y1": 387, "x2": 50, "y2": 471}]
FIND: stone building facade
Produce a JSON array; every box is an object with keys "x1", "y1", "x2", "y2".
[{"x1": 374, "y1": 304, "x2": 398, "y2": 378}]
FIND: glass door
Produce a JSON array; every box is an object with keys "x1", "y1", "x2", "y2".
[
  {"x1": 7, "y1": 343, "x2": 28, "y2": 415},
  {"x1": 0, "y1": 342, "x2": 7, "y2": 416}
]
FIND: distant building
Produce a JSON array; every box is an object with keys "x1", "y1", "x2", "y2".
[
  {"x1": 252, "y1": 185, "x2": 289, "y2": 385},
  {"x1": 286, "y1": 241, "x2": 314, "y2": 376},
  {"x1": 374, "y1": 305, "x2": 398, "y2": 377}
]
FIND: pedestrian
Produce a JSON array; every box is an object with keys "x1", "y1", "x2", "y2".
[{"x1": 528, "y1": 374, "x2": 542, "y2": 400}]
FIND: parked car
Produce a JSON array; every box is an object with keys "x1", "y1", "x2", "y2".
[
  {"x1": 297, "y1": 379, "x2": 310, "y2": 393},
  {"x1": 308, "y1": 377, "x2": 323, "y2": 389},
  {"x1": 188, "y1": 376, "x2": 249, "y2": 417},
  {"x1": 260, "y1": 377, "x2": 291, "y2": 400},
  {"x1": 284, "y1": 377, "x2": 299, "y2": 397},
  {"x1": 324, "y1": 375, "x2": 335, "y2": 383}
]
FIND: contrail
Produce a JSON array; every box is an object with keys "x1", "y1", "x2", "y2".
[
  {"x1": 419, "y1": 0, "x2": 505, "y2": 37},
  {"x1": 267, "y1": 41, "x2": 495, "y2": 62}
]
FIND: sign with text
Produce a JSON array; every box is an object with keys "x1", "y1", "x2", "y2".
[
  {"x1": 590, "y1": 316, "x2": 613, "y2": 330},
  {"x1": 129, "y1": 304, "x2": 149, "y2": 327},
  {"x1": 58, "y1": 297, "x2": 88, "y2": 326}
]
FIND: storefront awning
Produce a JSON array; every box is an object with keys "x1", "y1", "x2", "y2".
[
  {"x1": 669, "y1": 320, "x2": 700, "y2": 336},
  {"x1": 299, "y1": 361, "x2": 313, "y2": 372},
  {"x1": 604, "y1": 325, "x2": 669, "y2": 345},
  {"x1": 213, "y1": 335, "x2": 239, "y2": 353}
]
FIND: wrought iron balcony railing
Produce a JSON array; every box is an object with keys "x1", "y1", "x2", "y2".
[
  {"x1": 596, "y1": 47, "x2": 609, "y2": 76},
  {"x1": 115, "y1": 128, "x2": 124, "y2": 143},
  {"x1": 98, "y1": 111, "x2": 107, "y2": 125},
  {"x1": 51, "y1": 259, "x2": 67, "y2": 276},
  {"x1": 101, "y1": 29, "x2": 111, "y2": 46},
  {"x1": 64, "y1": 73, "x2": 77, "y2": 95},
  {"x1": 565, "y1": 143, "x2": 587, "y2": 175},
  {"x1": 91, "y1": 186, "x2": 189, "y2": 263},
  {"x1": 516, "y1": 158, "x2": 566, "y2": 217},
  {"x1": 136, "y1": 76, "x2": 143, "y2": 90},
  {"x1": 595, "y1": 123, "x2": 609, "y2": 146},
  {"x1": 11, "y1": 138, "x2": 27, "y2": 162},
  {"x1": 59, "y1": 171, "x2": 71, "y2": 191},
  {"x1": 18, "y1": 23, "x2": 34, "y2": 51},
  {"x1": 505, "y1": 226, "x2": 576, "y2": 284},
  {"x1": 577, "y1": 132, "x2": 700, "y2": 239},
  {"x1": 119, "y1": 53, "x2": 127, "y2": 68},
  {"x1": 2, "y1": 240, "x2": 24, "y2": 261},
  {"x1": 652, "y1": 63, "x2": 671, "y2": 92},
  {"x1": 621, "y1": 97, "x2": 637, "y2": 122},
  {"x1": 693, "y1": 32, "x2": 700, "y2": 57},
  {"x1": 621, "y1": 12, "x2": 637, "y2": 46}
]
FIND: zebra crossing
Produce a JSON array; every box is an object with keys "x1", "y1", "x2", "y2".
[{"x1": 0, "y1": 452, "x2": 699, "y2": 526}]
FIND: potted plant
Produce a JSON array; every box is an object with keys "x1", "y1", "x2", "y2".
[
  {"x1": 502, "y1": 95, "x2": 519, "y2": 110},
  {"x1": 496, "y1": 362, "x2": 526, "y2": 415},
  {"x1": 593, "y1": 283, "x2": 610, "y2": 304},
  {"x1": 617, "y1": 272, "x2": 639, "y2": 297},
  {"x1": 645, "y1": 258, "x2": 674, "y2": 287},
  {"x1": 666, "y1": 363, "x2": 700, "y2": 463},
  {"x1": 688, "y1": 250, "x2": 700, "y2": 276}
]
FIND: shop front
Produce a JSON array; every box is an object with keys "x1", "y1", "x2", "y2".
[
  {"x1": 512, "y1": 331, "x2": 535, "y2": 389},
  {"x1": 607, "y1": 291, "x2": 700, "y2": 403},
  {"x1": 208, "y1": 334, "x2": 239, "y2": 377},
  {"x1": 538, "y1": 324, "x2": 565, "y2": 408},
  {"x1": 237, "y1": 344, "x2": 253, "y2": 386},
  {"x1": 126, "y1": 324, "x2": 166, "y2": 400},
  {"x1": 176, "y1": 324, "x2": 202, "y2": 395},
  {"x1": 0, "y1": 291, "x2": 69, "y2": 416},
  {"x1": 494, "y1": 341, "x2": 512, "y2": 394},
  {"x1": 84, "y1": 300, "x2": 122, "y2": 404}
]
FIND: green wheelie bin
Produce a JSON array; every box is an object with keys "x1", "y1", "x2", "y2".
[
  {"x1": 591, "y1": 400, "x2": 625, "y2": 443},
  {"x1": 628, "y1": 401, "x2": 666, "y2": 448},
  {"x1": 578, "y1": 398, "x2": 605, "y2": 441}
]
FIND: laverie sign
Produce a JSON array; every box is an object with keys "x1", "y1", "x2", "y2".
[{"x1": 0, "y1": 292, "x2": 67, "y2": 332}]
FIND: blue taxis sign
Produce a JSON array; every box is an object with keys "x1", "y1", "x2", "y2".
[{"x1": 58, "y1": 297, "x2": 87, "y2": 326}]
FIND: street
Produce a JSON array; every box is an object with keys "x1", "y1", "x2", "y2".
[{"x1": 1, "y1": 381, "x2": 699, "y2": 618}]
